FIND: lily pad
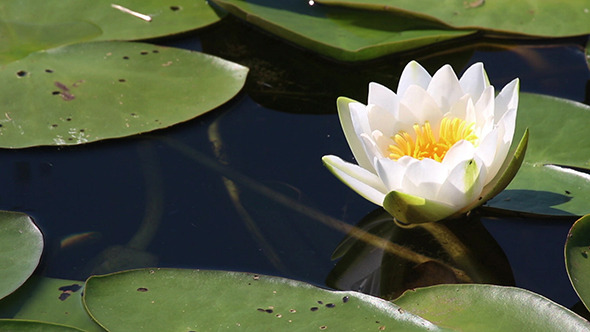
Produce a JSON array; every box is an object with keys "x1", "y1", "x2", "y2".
[
  {"x1": 0, "y1": 21, "x2": 102, "y2": 65},
  {"x1": 83, "y1": 268, "x2": 444, "y2": 331},
  {"x1": 0, "y1": 41, "x2": 248, "y2": 148},
  {"x1": 565, "y1": 214, "x2": 590, "y2": 312},
  {"x1": 209, "y1": 0, "x2": 475, "y2": 61},
  {"x1": 0, "y1": 276, "x2": 102, "y2": 332},
  {"x1": 0, "y1": 319, "x2": 86, "y2": 331},
  {"x1": 393, "y1": 284, "x2": 589, "y2": 331},
  {"x1": 0, "y1": 0, "x2": 222, "y2": 42},
  {"x1": 0, "y1": 211, "x2": 43, "y2": 300},
  {"x1": 484, "y1": 93, "x2": 590, "y2": 216},
  {"x1": 315, "y1": 0, "x2": 590, "y2": 37}
]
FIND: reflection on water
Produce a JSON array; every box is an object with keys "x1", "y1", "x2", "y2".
[{"x1": 0, "y1": 15, "x2": 588, "y2": 312}]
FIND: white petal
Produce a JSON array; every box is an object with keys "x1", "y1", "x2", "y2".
[
  {"x1": 401, "y1": 158, "x2": 448, "y2": 201},
  {"x1": 344, "y1": 101, "x2": 374, "y2": 171},
  {"x1": 474, "y1": 86, "x2": 495, "y2": 137},
  {"x1": 368, "y1": 82, "x2": 399, "y2": 117},
  {"x1": 437, "y1": 158, "x2": 486, "y2": 207},
  {"x1": 374, "y1": 157, "x2": 409, "y2": 191},
  {"x1": 367, "y1": 104, "x2": 396, "y2": 137},
  {"x1": 322, "y1": 155, "x2": 387, "y2": 205},
  {"x1": 360, "y1": 133, "x2": 385, "y2": 159},
  {"x1": 372, "y1": 130, "x2": 393, "y2": 158},
  {"x1": 442, "y1": 140, "x2": 476, "y2": 170},
  {"x1": 459, "y1": 62, "x2": 490, "y2": 100},
  {"x1": 397, "y1": 61, "x2": 432, "y2": 96},
  {"x1": 400, "y1": 85, "x2": 443, "y2": 125},
  {"x1": 474, "y1": 128, "x2": 499, "y2": 170},
  {"x1": 484, "y1": 109, "x2": 517, "y2": 182},
  {"x1": 427, "y1": 65, "x2": 464, "y2": 112},
  {"x1": 447, "y1": 94, "x2": 473, "y2": 122},
  {"x1": 494, "y1": 78, "x2": 519, "y2": 121}
]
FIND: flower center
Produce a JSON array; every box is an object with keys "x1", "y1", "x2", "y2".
[{"x1": 388, "y1": 117, "x2": 478, "y2": 162}]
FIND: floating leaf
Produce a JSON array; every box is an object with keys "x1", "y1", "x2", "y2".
[
  {"x1": 0, "y1": 319, "x2": 86, "y2": 331},
  {"x1": 84, "y1": 268, "x2": 444, "y2": 331},
  {"x1": 0, "y1": 211, "x2": 43, "y2": 300},
  {"x1": 0, "y1": 41, "x2": 248, "y2": 148},
  {"x1": 0, "y1": 0, "x2": 222, "y2": 42},
  {"x1": 0, "y1": 21, "x2": 102, "y2": 65},
  {"x1": 315, "y1": 0, "x2": 590, "y2": 37},
  {"x1": 209, "y1": 0, "x2": 475, "y2": 61},
  {"x1": 0, "y1": 276, "x2": 102, "y2": 332},
  {"x1": 484, "y1": 93, "x2": 590, "y2": 216},
  {"x1": 565, "y1": 214, "x2": 590, "y2": 312},
  {"x1": 394, "y1": 284, "x2": 589, "y2": 331}
]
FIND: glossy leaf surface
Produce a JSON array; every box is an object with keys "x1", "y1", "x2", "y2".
[
  {"x1": 394, "y1": 284, "x2": 589, "y2": 331},
  {"x1": 485, "y1": 93, "x2": 590, "y2": 216},
  {"x1": 565, "y1": 214, "x2": 590, "y2": 312},
  {"x1": 210, "y1": 0, "x2": 475, "y2": 61},
  {"x1": 0, "y1": 0, "x2": 221, "y2": 42},
  {"x1": 0, "y1": 211, "x2": 43, "y2": 300},
  {"x1": 0, "y1": 276, "x2": 102, "y2": 332},
  {"x1": 316, "y1": 0, "x2": 590, "y2": 37},
  {"x1": 0, "y1": 41, "x2": 248, "y2": 148},
  {"x1": 84, "y1": 268, "x2": 445, "y2": 331}
]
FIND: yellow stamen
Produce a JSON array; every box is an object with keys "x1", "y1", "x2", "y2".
[{"x1": 388, "y1": 117, "x2": 478, "y2": 162}]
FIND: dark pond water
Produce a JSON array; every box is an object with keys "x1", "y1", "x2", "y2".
[{"x1": 1, "y1": 16, "x2": 589, "y2": 312}]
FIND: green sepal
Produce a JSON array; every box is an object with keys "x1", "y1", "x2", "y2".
[
  {"x1": 383, "y1": 190, "x2": 455, "y2": 225},
  {"x1": 456, "y1": 128, "x2": 529, "y2": 216}
]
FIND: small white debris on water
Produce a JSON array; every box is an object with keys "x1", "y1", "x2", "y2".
[
  {"x1": 111, "y1": 4, "x2": 152, "y2": 22},
  {"x1": 309, "y1": 0, "x2": 315, "y2": 5}
]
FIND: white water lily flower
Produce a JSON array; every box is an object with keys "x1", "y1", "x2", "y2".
[{"x1": 323, "y1": 61, "x2": 528, "y2": 224}]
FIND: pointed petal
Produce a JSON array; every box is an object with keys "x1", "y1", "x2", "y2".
[
  {"x1": 383, "y1": 190, "x2": 456, "y2": 224},
  {"x1": 437, "y1": 158, "x2": 486, "y2": 208},
  {"x1": 367, "y1": 104, "x2": 396, "y2": 138},
  {"x1": 442, "y1": 140, "x2": 477, "y2": 170},
  {"x1": 368, "y1": 82, "x2": 399, "y2": 117},
  {"x1": 397, "y1": 61, "x2": 431, "y2": 96},
  {"x1": 400, "y1": 85, "x2": 443, "y2": 125},
  {"x1": 459, "y1": 62, "x2": 490, "y2": 100},
  {"x1": 322, "y1": 155, "x2": 387, "y2": 206},
  {"x1": 461, "y1": 128, "x2": 529, "y2": 214},
  {"x1": 337, "y1": 97, "x2": 374, "y2": 172},
  {"x1": 447, "y1": 94, "x2": 473, "y2": 122},
  {"x1": 401, "y1": 158, "x2": 448, "y2": 201},
  {"x1": 374, "y1": 157, "x2": 416, "y2": 191},
  {"x1": 494, "y1": 78, "x2": 519, "y2": 120},
  {"x1": 427, "y1": 65, "x2": 464, "y2": 112}
]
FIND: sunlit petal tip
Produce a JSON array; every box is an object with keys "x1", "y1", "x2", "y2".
[
  {"x1": 322, "y1": 155, "x2": 387, "y2": 206},
  {"x1": 397, "y1": 61, "x2": 431, "y2": 95},
  {"x1": 459, "y1": 62, "x2": 490, "y2": 99},
  {"x1": 383, "y1": 190, "x2": 456, "y2": 224}
]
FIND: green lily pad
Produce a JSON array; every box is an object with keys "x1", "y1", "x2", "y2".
[
  {"x1": 0, "y1": 276, "x2": 102, "y2": 332},
  {"x1": 0, "y1": 211, "x2": 43, "y2": 300},
  {"x1": 209, "y1": 0, "x2": 475, "y2": 61},
  {"x1": 0, "y1": 41, "x2": 248, "y2": 148},
  {"x1": 484, "y1": 93, "x2": 590, "y2": 216},
  {"x1": 0, "y1": 0, "x2": 221, "y2": 42},
  {"x1": 315, "y1": 0, "x2": 590, "y2": 37},
  {"x1": 83, "y1": 268, "x2": 445, "y2": 331},
  {"x1": 565, "y1": 214, "x2": 590, "y2": 312},
  {"x1": 0, "y1": 21, "x2": 102, "y2": 65},
  {"x1": 394, "y1": 284, "x2": 589, "y2": 331},
  {"x1": 0, "y1": 319, "x2": 86, "y2": 331}
]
